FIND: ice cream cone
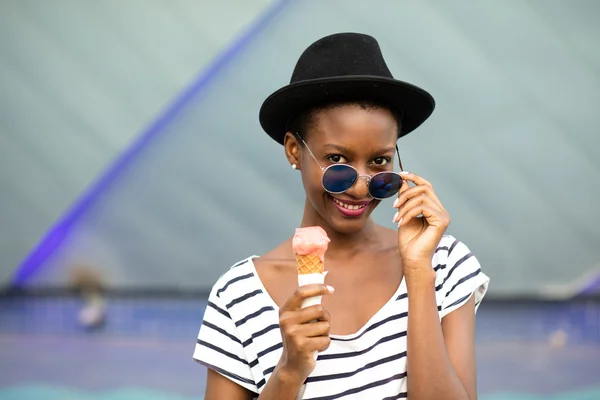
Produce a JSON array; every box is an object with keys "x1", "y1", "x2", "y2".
[
  {"x1": 292, "y1": 227, "x2": 330, "y2": 372},
  {"x1": 296, "y1": 253, "x2": 325, "y2": 275}
]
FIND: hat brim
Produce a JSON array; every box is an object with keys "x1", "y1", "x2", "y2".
[{"x1": 259, "y1": 75, "x2": 435, "y2": 145}]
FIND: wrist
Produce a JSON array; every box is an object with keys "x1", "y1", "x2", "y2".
[
  {"x1": 403, "y1": 263, "x2": 436, "y2": 285},
  {"x1": 273, "y1": 363, "x2": 305, "y2": 388},
  {"x1": 259, "y1": 363, "x2": 306, "y2": 400}
]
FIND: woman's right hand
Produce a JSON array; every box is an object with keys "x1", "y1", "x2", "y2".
[{"x1": 276, "y1": 284, "x2": 334, "y2": 383}]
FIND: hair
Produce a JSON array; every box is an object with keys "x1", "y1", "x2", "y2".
[{"x1": 287, "y1": 99, "x2": 403, "y2": 140}]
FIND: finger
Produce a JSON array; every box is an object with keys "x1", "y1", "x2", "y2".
[
  {"x1": 279, "y1": 304, "x2": 329, "y2": 330},
  {"x1": 280, "y1": 307, "x2": 326, "y2": 334},
  {"x1": 398, "y1": 193, "x2": 442, "y2": 216},
  {"x1": 395, "y1": 193, "x2": 441, "y2": 222},
  {"x1": 295, "y1": 320, "x2": 330, "y2": 337},
  {"x1": 393, "y1": 185, "x2": 443, "y2": 210},
  {"x1": 281, "y1": 284, "x2": 334, "y2": 311},
  {"x1": 391, "y1": 179, "x2": 410, "y2": 210},
  {"x1": 399, "y1": 204, "x2": 447, "y2": 228},
  {"x1": 306, "y1": 336, "x2": 331, "y2": 353},
  {"x1": 398, "y1": 171, "x2": 432, "y2": 188},
  {"x1": 398, "y1": 176, "x2": 410, "y2": 194},
  {"x1": 393, "y1": 173, "x2": 443, "y2": 210},
  {"x1": 296, "y1": 304, "x2": 330, "y2": 324}
]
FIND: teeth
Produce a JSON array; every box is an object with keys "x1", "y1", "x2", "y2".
[{"x1": 333, "y1": 198, "x2": 366, "y2": 210}]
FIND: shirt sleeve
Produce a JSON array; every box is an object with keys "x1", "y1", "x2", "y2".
[
  {"x1": 437, "y1": 237, "x2": 490, "y2": 319},
  {"x1": 193, "y1": 274, "x2": 258, "y2": 394}
]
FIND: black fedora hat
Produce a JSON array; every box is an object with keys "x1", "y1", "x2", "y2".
[{"x1": 259, "y1": 32, "x2": 436, "y2": 145}]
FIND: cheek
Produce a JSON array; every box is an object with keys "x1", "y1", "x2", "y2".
[{"x1": 301, "y1": 169, "x2": 326, "y2": 197}]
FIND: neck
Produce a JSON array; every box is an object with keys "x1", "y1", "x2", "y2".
[{"x1": 299, "y1": 199, "x2": 380, "y2": 256}]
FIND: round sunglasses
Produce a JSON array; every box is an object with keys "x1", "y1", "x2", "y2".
[
  {"x1": 296, "y1": 133, "x2": 404, "y2": 200},
  {"x1": 321, "y1": 164, "x2": 403, "y2": 199}
]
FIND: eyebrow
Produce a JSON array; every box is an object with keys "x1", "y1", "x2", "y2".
[
  {"x1": 323, "y1": 144, "x2": 350, "y2": 152},
  {"x1": 322, "y1": 144, "x2": 396, "y2": 154}
]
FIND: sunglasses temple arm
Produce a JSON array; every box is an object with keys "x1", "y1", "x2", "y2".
[
  {"x1": 297, "y1": 132, "x2": 402, "y2": 173},
  {"x1": 396, "y1": 145, "x2": 404, "y2": 171},
  {"x1": 296, "y1": 132, "x2": 326, "y2": 171}
]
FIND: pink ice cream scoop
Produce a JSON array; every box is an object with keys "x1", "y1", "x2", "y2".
[{"x1": 292, "y1": 226, "x2": 330, "y2": 265}]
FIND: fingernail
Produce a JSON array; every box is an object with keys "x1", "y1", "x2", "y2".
[
  {"x1": 398, "y1": 218, "x2": 403, "y2": 227},
  {"x1": 327, "y1": 285, "x2": 335, "y2": 293},
  {"x1": 393, "y1": 211, "x2": 399, "y2": 222},
  {"x1": 399, "y1": 171, "x2": 409, "y2": 175},
  {"x1": 392, "y1": 198, "x2": 400, "y2": 207}
]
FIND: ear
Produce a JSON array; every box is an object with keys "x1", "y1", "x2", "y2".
[{"x1": 283, "y1": 132, "x2": 301, "y2": 169}]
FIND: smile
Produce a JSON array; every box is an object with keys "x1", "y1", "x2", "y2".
[
  {"x1": 332, "y1": 198, "x2": 368, "y2": 210},
  {"x1": 330, "y1": 196, "x2": 372, "y2": 218}
]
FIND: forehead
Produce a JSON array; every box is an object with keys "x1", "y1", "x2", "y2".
[{"x1": 308, "y1": 104, "x2": 398, "y2": 149}]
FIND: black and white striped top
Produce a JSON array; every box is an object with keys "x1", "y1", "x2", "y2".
[{"x1": 193, "y1": 235, "x2": 489, "y2": 399}]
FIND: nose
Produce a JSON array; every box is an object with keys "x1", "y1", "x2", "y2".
[{"x1": 345, "y1": 173, "x2": 371, "y2": 199}]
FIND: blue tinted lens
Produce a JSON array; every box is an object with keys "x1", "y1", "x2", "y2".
[
  {"x1": 322, "y1": 164, "x2": 358, "y2": 193},
  {"x1": 369, "y1": 173, "x2": 402, "y2": 199}
]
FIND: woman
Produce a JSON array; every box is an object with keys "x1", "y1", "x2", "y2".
[{"x1": 193, "y1": 33, "x2": 489, "y2": 400}]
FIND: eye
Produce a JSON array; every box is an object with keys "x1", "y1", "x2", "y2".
[
  {"x1": 326, "y1": 154, "x2": 347, "y2": 164},
  {"x1": 371, "y1": 157, "x2": 391, "y2": 166}
]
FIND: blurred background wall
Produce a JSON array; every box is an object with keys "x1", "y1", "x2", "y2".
[
  {"x1": 0, "y1": 0, "x2": 274, "y2": 287},
  {"x1": 1, "y1": 1, "x2": 599, "y2": 399},
  {"x1": 2, "y1": 0, "x2": 600, "y2": 297}
]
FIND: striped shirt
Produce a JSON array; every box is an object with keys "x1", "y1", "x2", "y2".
[{"x1": 193, "y1": 235, "x2": 489, "y2": 399}]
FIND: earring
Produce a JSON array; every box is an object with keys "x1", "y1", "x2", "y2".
[{"x1": 291, "y1": 164, "x2": 297, "y2": 169}]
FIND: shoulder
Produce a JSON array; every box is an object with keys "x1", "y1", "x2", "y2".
[
  {"x1": 432, "y1": 235, "x2": 481, "y2": 280},
  {"x1": 194, "y1": 256, "x2": 262, "y2": 394},
  {"x1": 432, "y1": 235, "x2": 476, "y2": 269},
  {"x1": 251, "y1": 243, "x2": 299, "y2": 308},
  {"x1": 432, "y1": 235, "x2": 490, "y2": 317},
  {"x1": 434, "y1": 234, "x2": 465, "y2": 255},
  {"x1": 252, "y1": 240, "x2": 297, "y2": 282},
  {"x1": 253, "y1": 256, "x2": 296, "y2": 279},
  {"x1": 208, "y1": 256, "x2": 258, "y2": 304}
]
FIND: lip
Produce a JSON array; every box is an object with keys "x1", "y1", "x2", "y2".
[{"x1": 329, "y1": 196, "x2": 372, "y2": 218}]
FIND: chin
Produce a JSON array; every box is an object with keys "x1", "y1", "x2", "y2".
[{"x1": 329, "y1": 219, "x2": 368, "y2": 235}]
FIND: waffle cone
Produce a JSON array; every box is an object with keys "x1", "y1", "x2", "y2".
[{"x1": 296, "y1": 253, "x2": 324, "y2": 275}]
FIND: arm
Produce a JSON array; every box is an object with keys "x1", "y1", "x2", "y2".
[
  {"x1": 205, "y1": 369, "x2": 255, "y2": 400},
  {"x1": 258, "y1": 284, "x2": 334, "y2": 399},
  {"x1": 205, "y1": 364, "x2": 306, "y2": 400},
  {"x1": 405, "y1": 269, "x2": 477, "y2": 400},
  {"x1": 394, "y1": 172, "x2": 486, "y2": 400},
  {"x1": 204, "y1": 284, "x2": 333, "y2": 400},
  {"x1": 257, "y1": 366, "x2": 306, "y2": 400},
  {"x1": 193, "y1": 270, "x2": 260, "y2": 397}
]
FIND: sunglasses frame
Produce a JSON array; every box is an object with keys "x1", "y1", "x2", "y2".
[{"x1": 295, "y1": 132, "x2": 405, "y2": 200}]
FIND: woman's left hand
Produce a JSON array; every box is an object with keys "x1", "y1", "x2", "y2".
[{"x1": 392, "y1": 172, "x2": 451, "y2": 276}]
